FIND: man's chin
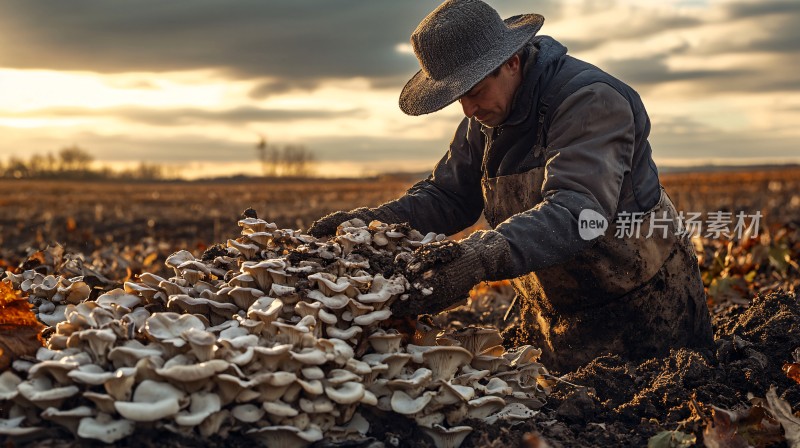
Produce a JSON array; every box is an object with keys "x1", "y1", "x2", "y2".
[{"x1": 475, "y1": 116, "x2": 499, "y2": 127}]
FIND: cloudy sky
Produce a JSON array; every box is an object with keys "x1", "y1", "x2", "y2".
[{"x1": 1, "y1": 0, "x2": 798, "y2": 178}]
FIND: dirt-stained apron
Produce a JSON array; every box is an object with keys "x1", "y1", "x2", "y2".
[{"x1": 482, "y1": 167, "x2": 714, "y2": 372}]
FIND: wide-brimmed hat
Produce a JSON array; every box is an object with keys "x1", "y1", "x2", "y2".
[{"x1": 399, "y1": 0, "x2": 544, "y2": 116}]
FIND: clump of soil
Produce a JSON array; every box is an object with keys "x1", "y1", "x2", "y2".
[
  {"x1": 459, "y1": 290, "x2": 800, "y2": 447},
  {"x1": 370, "y1": 289, "x2": 800, "y2": 448}
]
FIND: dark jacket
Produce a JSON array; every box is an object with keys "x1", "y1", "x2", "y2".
[{"x1": 377, "y1": 35, "x2": 661, "y2": 278}]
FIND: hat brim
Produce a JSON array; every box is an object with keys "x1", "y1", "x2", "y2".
[{"x1": 399, "y1": 13, "x2": 544, "y2": 116}]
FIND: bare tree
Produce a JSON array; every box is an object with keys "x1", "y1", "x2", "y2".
[
  {"x1": 58, "y1": 145, "x2": 94, "y2": 173},
  {"x1": 254, "y1": 136, "x2": 314, "y2": 177}
]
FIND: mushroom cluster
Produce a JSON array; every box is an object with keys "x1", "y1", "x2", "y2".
[{"x1": 1, "y1": 218, "x2": 548, "y2": 447}]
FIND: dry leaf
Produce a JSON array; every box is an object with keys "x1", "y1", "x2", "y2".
[
  {"x1": 648, "y1": 430, "x2": 695, "y2": 448},
  {"x1": 0, "y1": 281, "x2": 45, "y2": 370},
  {"x1": 765, "y1": 387, "x2": 800, "y2": 448}
]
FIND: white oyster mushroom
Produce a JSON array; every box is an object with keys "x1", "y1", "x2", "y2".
[
  {"x1": 0, "y1": 371, "x2": 22, "y2": 400},
  {"x1": 368, "y1": 329, "x2": 404, "y2": 353},
  {"x1": 114, "y1": 380, "x2": 185, "y2": 422},
  {"x1": 82, "y1": 392, "x2": 117, "y2": 414},
  {"x1": 357, "y1": 275, "x2": 407, "y2": 306},
  {"x1": 327, "y1": 325, "x2": 362, "y2": 340},
  {"x1": 483, "y1": 402, "x2": 538, "y2": 425},
  {"x1": 306, "y1": 289, "x2": 349, "y2": 310},
  {"x1": 423, "y1": 346, "x2": 474, "y2": 381},
  {"x1": 28, "y1": 358, "x2": 82, "y2": 384},
  {"x1": 75, "y1": 328, "x2": 117, "y2": 363},
  {"x1": 77, "y1": 413, "x2": 135, "y2": 443},
  {"x1": 232, "y1": 403, "x2": 265, "y2": 423},
  {"x1": 325, "y1": 381, "x2": 365, "y2": 405},
  {"x1": 103, "y1": 367, "x2": 137, "y2": 401},
  {"x1": 238, "y1": 217, "x2": 277, "y2": 233},
  {"x1": 296, "y1": 378, "x2": 324, "y2": 395},
  {"x1": 361, "y1": 352, "x2": 412, "y2": 379},
  {"x1": 67, "y1": 364, "x2": 120, "y2": 385},
  {"x1": 38, "y1": 304, "x2": 68, "y2": 327},
  {"x1": 107, "y1": 340, "x2": 163, "y2": 368},
  {"x1": 227, "y1": 286, "x2": 264, "y2": 310},
  {"x1": 38, "y1": 300, "x2": 56, "y2": 314},
  {"x1": 18, "y1": 376, "x2": 80, "y2": 409},
  {"x1": 483, "y1": 377, "x2": 513, "y2": 396},
  {"x1": 165, "y1": 250, "x2": 196, "y2": 270},
  {"x1": 167, "y1": 294, "x2": 210, "y2": 315},
  {"x1": 155, "y1": 355, "x2": 229, "y2": 382},
  {"x1": 301, "y1": 366, "x2": 325, "y2": 380},
  {"x1": 387, "y1": 368, "x2": 433, "y2": 392},
  {"x1": 390, "y1": 390, "x2": 436, "y2": 415},
  {"x1": 60, "y1": 279, "x2": 92, "y2": 304},
  {"x1": 95, "y1": 289, "x2": 141, "y2": 310},
  {"x1": 247, "y1": 296, "x2": 283, "y2": 325},
  {"x1": 434, "y1": 382, "x2": 476, "y2": 406},
  {"x1": 247, "y1": 425, "x2": 324, "y2": 448},
  {"x1": 466, "y1": 396, "x2": 507, "y2": 419},
  {"x1": 0, "y1": 416, "x2": 43, "y2": 437},
  {"x1": 319, "y1": 338, "x2": 355, "y2": 365},
  {"x1": 227, "y1": 239, "x2": 260, "y2": 259},
  {"x1": 174, "y1": 392, "x2": 222, "y2": 426},
  {"x1": 41, "y1": 405, "x2": 94, "y2": 434},
  {"x1": 182, "y1": 327, "x2": 217, "y2": 362},
  {"x1": 353, "y1": 309, "x2": 392, "y2": 326},
  {"x1": 144, "y1": 312, "x2": 205, "y2": 348},
  {"x1": 451, "y1": 327, "x2": 504, "y2": 355},
  {"x1": 420, "y1": 424, "x2": 473, "y2": 448},
  {"x1": 290, "y1": 348, "x2": 328, "y2": 365},
  {"x1": 308, "y1": 272, "x2": 351, "y2": 296},
  {"x1": 263, "y1": 400, "x2": 299, "y2": 418}
]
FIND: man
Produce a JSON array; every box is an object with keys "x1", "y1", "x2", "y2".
[{"x1": 309, "y1": 0, "x2": 714, "y2": 372}]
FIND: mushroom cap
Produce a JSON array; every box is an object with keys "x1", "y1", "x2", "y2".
[
  {"x1": 18, "y1": 376, "x2": 80, "y2": 408},
  {"x1": 246, "y1": 425, "x2": 323, "y2": 448},
  {"x1": 96, "y1": 289, "x2": 142, "y2": 310},
  {"x1": 422, "y1": 346, "x2": 474, "y2": 382},
  {"x1": 390, "y1": 390, "x2": 436, "y2": 415},
  {"x1": 262, "y1": 400, "x2": 299, "y2": 417},
  {"x1": 0, "y1": 416, "x2": 44, "y2": 437},
  {"x1": 325, "y1": 381, "x2": 365, "y2": 405},
  {"x1": 114, "y1": 380, "x2": 184, "y2": 422},
  {"x1": 483, "y1": 402, "x2": 538, "y2": 425},
  {"x1": 156, "y1": 356, "x2": 229, "y2": 381},
  {"x1": 420, "y1": 424, "x2": 473, "y2": 448},
  {"x1": 353, "y1": 309, "x2": 392, "y2": 326},
  {"x1": 466, "y1": 396, "x2": 507, "y2": 419},
  {"x1": 144, "y1": 312, "x2": 205, "y2": 345},
  {"x1": 231, "y1": 404, "x2": 265, "y2": 423},
  {"x1": 77, "y1": 413, "x2": 135, "y2": 444},
  {"x1": 175, "y1": 392, "x2": 222, "y2": 426},
  {"x1": 0, "y1": 371, "x2": 22, "y2": 400}
]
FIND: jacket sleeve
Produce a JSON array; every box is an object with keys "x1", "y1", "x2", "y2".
[
  {"x1": 495, "y1": 82, "x2": 635, "y2": 277},
  {"x1": 375, "y1": 117, "x2": 486, "y2": 235}
]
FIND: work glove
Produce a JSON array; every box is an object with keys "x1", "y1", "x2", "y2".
[
  {"x1": 391, "y1": 230, "x2": 513, "y2": 317},
  {"x1": 307, "y1": 207, "x2": 402, "y2": 238}
]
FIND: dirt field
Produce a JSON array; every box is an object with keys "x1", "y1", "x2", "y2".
[{"x1": 1, "y1": 167, "x2": 799, "y2": 447}]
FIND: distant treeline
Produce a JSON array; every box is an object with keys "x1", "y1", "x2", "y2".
[{"x1": 1, "y1": 146, "x2": 176, "y2": 180}]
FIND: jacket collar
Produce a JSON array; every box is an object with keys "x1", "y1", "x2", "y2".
[{"x1": 484, "y1": 35, "x2": 568, "y2": 132}]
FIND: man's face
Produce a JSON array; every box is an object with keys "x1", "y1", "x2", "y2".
[{"x1": 458, "y1": 55, "x2": 522, "y2": 127}]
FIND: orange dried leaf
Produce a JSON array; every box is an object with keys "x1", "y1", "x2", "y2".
[
  {"x1": 784, "y1": 363, "x2": 800, "y2": 385},
  {"x1": 0, "y1": 281, "x2": 45, "y2": 370}
]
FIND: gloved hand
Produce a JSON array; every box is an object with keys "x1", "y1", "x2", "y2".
[
  {"x1": 391, "y1": 230, "x2": 513, "y2": 317},
  {"x1": 307, "y1": 207, "x2": 402, "y2": 238}
]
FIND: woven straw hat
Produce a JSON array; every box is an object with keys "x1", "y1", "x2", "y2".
[{"x1": 399, "y1": 0, "x2": 544, "y2": 116}]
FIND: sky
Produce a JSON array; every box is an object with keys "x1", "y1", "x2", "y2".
[{"x1": 1, "y1": 0, "x2": 798, "y2": 178}]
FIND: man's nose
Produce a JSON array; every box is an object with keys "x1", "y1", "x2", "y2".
[{"x1": 460, "y1": 98, "x2": 478, "y2": 118}]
